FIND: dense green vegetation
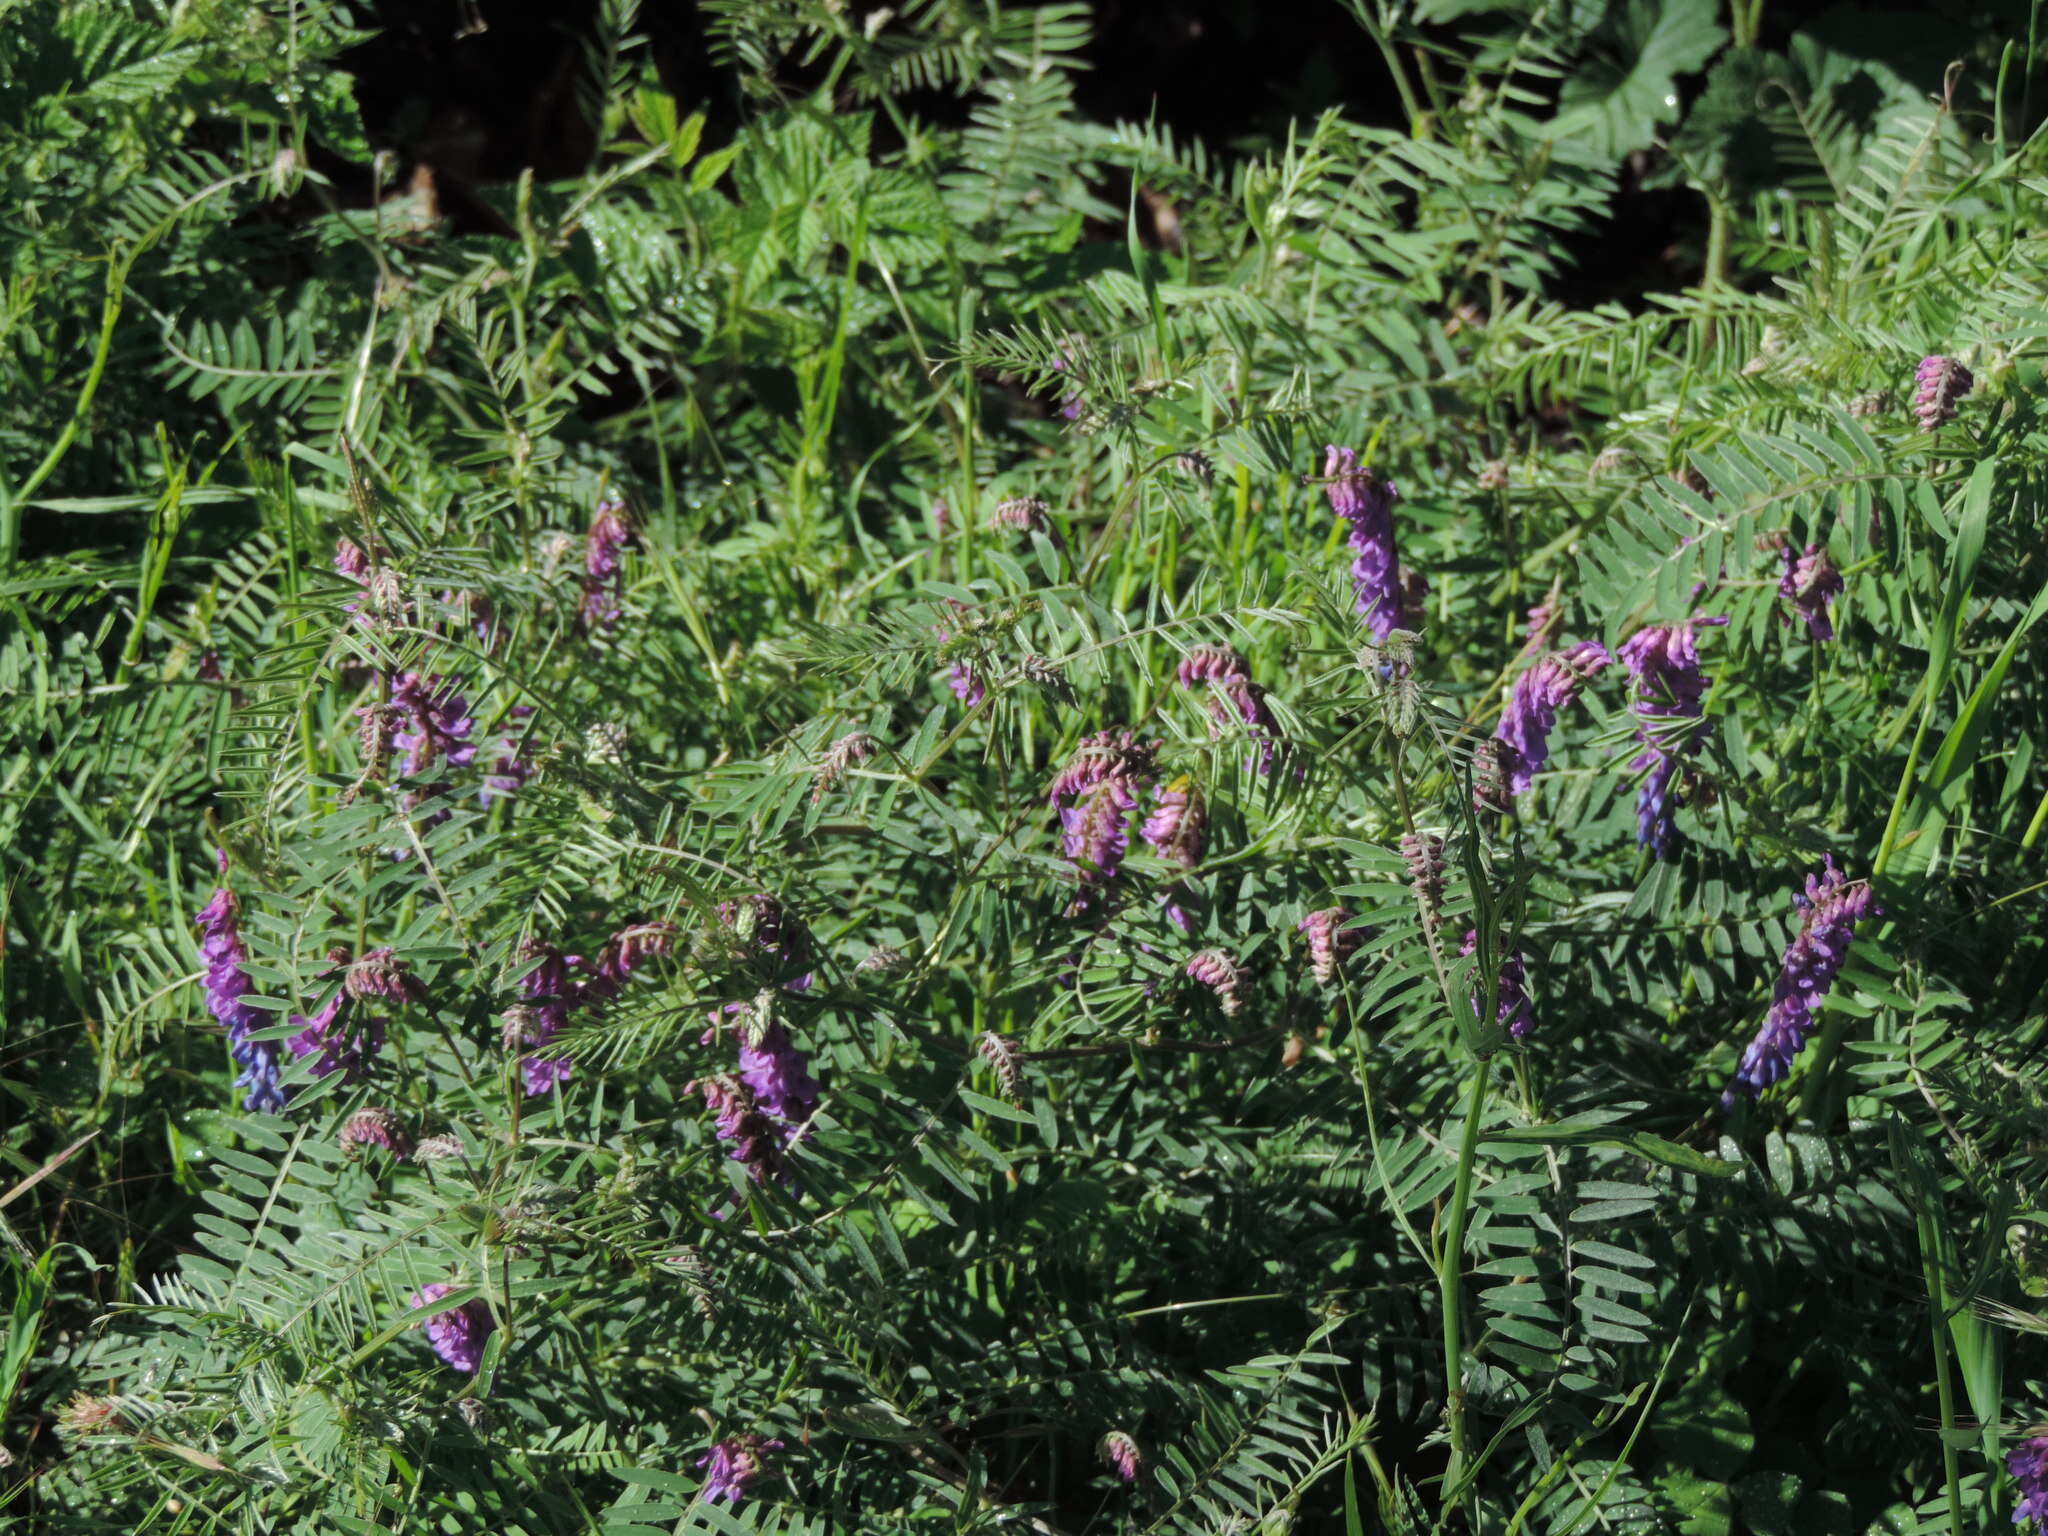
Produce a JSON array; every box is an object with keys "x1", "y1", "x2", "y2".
[{"x1": 5, "y1": 2, "x2": 2048, "y2": 1532}]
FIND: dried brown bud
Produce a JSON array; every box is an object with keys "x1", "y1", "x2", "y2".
[
  {"x1": 813, "y1": 731, "x2": 880, "y2": 803},
  {"x1": 58, "y1": 1394, "x2": 126, "y2": 1442},
  {"x1": 413, "y1": 1133, "x2": 466, "y2": 1162},
  {"x1": 977, "y1": 1032, "x2": 1024, "y2": 1102}
]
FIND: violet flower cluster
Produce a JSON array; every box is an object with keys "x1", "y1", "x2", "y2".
[
  {"x1": 692, "y1": 1070, "x2": 794, "y2": 1186},
  {"x1": 508, "y1": 921, "x2": 678, "y2": 1095},
  {"x1": 287, "y1": 992, "x2": 384, "y2": 1082},
  {"x1": 1724, "y1": 857, "x2": 1877, "y2": 1105},
  {"x1": 197, "y1": 885, "x2": 285, "y2": 1113},
  {"x1": 1174, "y1": 645, "x2": 1283, "y2": 775},
  {"x1": 1047, "y1": 730, "x2": 1165, "y2": 910},
  {"x1": 410, "y1": 1281, "x2": 495, "y2": 1373},
  {"x1": 696, "y1": 997, "x2": 821, "y2": 1185},
  {"x1": 2009, "y1": 1436, "x2": 2048, "y2": 1531},
  {"x1": 1323, "y1": 445, "x2": 1404, "y2": 640},
  {"x1": 1618, "y1": 618, "x2": 1725, "y2": 859},
  {"x1": 697, "y1": 1434, "x2": 783, "y2": 1505},
  {"x1": 1778, "y1": 544, "x2": 1844, "y2": 641},
  {"x1": 1493, "y1": 639, "x2": 1611, "y2": 795},
  {"x1": 287, "y1": 945, "x2": 424, "y2": 1083}
]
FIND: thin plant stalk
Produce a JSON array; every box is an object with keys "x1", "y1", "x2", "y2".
[{"x1": 1439, "y1": 1053, "x2": 1493, "y2": 1526}]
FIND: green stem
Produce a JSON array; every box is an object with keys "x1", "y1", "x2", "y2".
[
  {"x1": 0, "y1": 250, "x2": 129, "y2": 571},
  {"x1": 1441, "y1": 1053, "x2": 1493, "y2": 1525},
  {"x1": 1919, "y1": 1212, "x2": 1967, "y2": 1536}
]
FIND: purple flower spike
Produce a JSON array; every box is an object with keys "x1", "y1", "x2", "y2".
[
  {"x1": 1459, "y1": 930, "x2": 1534, "y2": 1041},
  {"x1": 1913, "y1": 355, "x2": 1973, "y2": 432},
  {"x1": 1063, "y1": 777, "x2": 1135, "y2": 890},
  {"x1": 196, "y1": 887, "x2": 285, "y2": 1113},
  {"x1": 1323, "y1": 445, "x2": 1403, "y2": 639},
  {"x1": 513, "y1": 939, "x2": 582, "y2": 1096},
  {"x1": 1778, "y1": 544, "x2": 1844, "y2": 641},
  {"x1": 1299, "y1": 907, "x2": 1363, "y2": 986},
  {"x1": 580, "y1": 498, "x2": 633, "y2": 632},
  {"x1": 410, "y1": 1281, "x2": 495, "y2": 1373},
  {"x1": 388, "y1": 673, "x2": 476, "y2": 780},
  {"x1": 1140, "y1": 776, "x2": 1204, "y2": 869},
  {"x1": 1618, "y1": 618, "x2": 1725, "y2": 859},
  {"x1": 1047, "y1": 730, "x2": 1158, "y2": 807},
  {"x1": 1101, "y1": 1431, "x2": 1143, "y2": 1483},
  {"x1": 1723, "y1": 857, "x2": 1877, "y2": 1106},
  {"x1": 1175, "y1": 648, "x2": 1283, "y2": 775},
  {"x1": 1520, "y1": 597, "x2": 1561, "y2": 658},
  {"x1": 1494, "y1": 640, "x2": 1611, "y2": 795},
  {"x1": 2008, "y1": 1435, "x2": 2048, "y2": 1530},
  {"x1": 1185, "y1": 948, "x2": 1243, "y2": 1016},
  {"x1": 341, "y1": 1107, "x2": 412, "y2": 1158},
  {"x1": 692, "y1": 1073, "x2": 791, "y2": 1184},
  {"x1": 1176, "y1": 644, "x2": 1247, "y2": 688},
  {"x1": 697, "y1": 1434, "x2": 784, "y2": 1506},
  {"x1": 739, "y1": 1020, "x2": 822, "y2": 1128}
]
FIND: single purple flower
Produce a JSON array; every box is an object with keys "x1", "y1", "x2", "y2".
[
  {"x1": 1460, "y1": 930, "x2": 1534, "y2": 1041},
  {"x1": 1723, "y1": 857, "x2": 1878, "y2": 1105},
  {"x1": 947, "y1": 661, "x2": 986, "y2": 707},
  {"x1": 1299, "y1": 907, "x2": 1363, "y2": 986},
  {"x1": 2007, "y1": 1435, "x2": 2048, "y2": 1530},
  {"x1": 1913, "y1": 354, "x2": 1973, "y2": 432},
  {"x1": 1101, "y1": 1431, "x2": 1142, "y2": 1483},
  {"x1": 1618, "y1": 619, "x2": 1725, "y2": 859},
  {"x1": 409, "y1": 1281, "x2": 494, "y2": 1373},
  {"x1": 696, "y1": 1434, "x2": 783, "y2": 1505},
  {"x1": 1778, "y1": 544, "x2": 1844, "y2": 641},
  {"x1": 1494, "y1": 640, "x2": 1611, "y2": 795},
  {"x1": 196, "y1": 887, "x2": 285, "y2": 1113},
  {"x1": 1323, "y1": 445, "x2": 1403, "y2": 640}
]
